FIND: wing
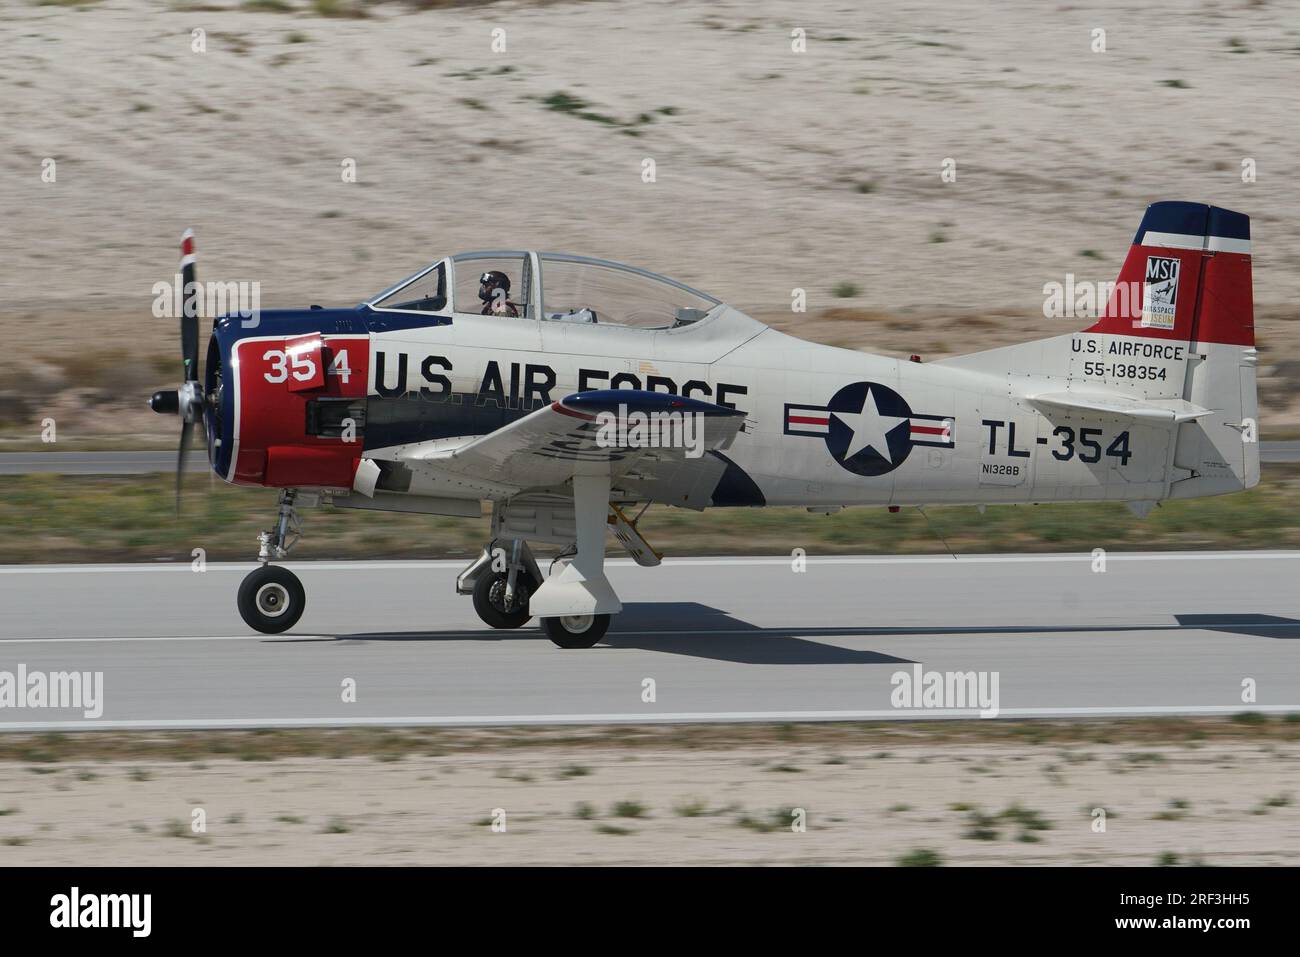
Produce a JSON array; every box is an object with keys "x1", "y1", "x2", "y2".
[{"x1": 376, "y1": 389, "x2": 749, "y2": 506}]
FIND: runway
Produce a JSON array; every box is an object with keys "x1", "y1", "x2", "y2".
[
  {"x1": 1, "y1": 442, "x2": 1297, "y2": 474},
  {"x1": 0, "y1": 451, "x2": 206, "y2": 475},
  {"x1": 1, "y1": 552, "x2": 1298, "y2": 730}
]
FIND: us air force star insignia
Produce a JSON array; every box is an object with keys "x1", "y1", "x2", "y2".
[
  {"x1": 834, "y1": 387, "x2": 908, "y2": 464},
  {"x1": 782, "y1": 381, "x2": 955, "y2": 477}
]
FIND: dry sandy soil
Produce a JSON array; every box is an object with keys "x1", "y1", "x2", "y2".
[
  {"x1": 0, "y1": 722, "x2": 1296, "y2": 865},
  {"x1": 3, "y1": 0, "x2": 1300, "y2": 442}
]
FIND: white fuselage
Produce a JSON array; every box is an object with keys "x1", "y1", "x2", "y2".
[{"x1": 365, "y1": 304, "x2": 1256, "y2": 510}]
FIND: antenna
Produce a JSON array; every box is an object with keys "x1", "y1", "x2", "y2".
[{"x1": 915, "y1": 505, "x2": 957, "y2": 560}]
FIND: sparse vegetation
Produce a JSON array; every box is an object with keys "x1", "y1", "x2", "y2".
[
  {"x1": 735, "y1": 808, "x2": 793, "y2": 833},
  {"x1": 494, "y1": 768, "x2": 534, "y2": 783},
  {"x1": 1156, "y1": 851, "x2": 1207, "y2": 866},
  {"x1": 673, "y1": 798, "x2": 709, "y2": 818},
  {"x1": 896, "y1": 848, "x2": 943, "y2": 866},
  {"x1": 963, "y1": 809, "x2": 1001, "y2": 841},
  {"x1": 1251, "y1": 792, "x2": 1291, "y2": 814},
  {"x1": 1123, "y1": 751, "x2": 1167, "y2": 766},
  {"x1": 294, "y1": 0, "x2": 369, "y2": 16},
  {"x1": 832, "y1": 281, "x2": 861, "y2": 298},
  {"x1": 541, "y1": 92, "x2": 619, "y2": 126},
  {"x1": 611, "y1": 800, "x2": 647, "y2": 819},
  {"x1": 0, "y1": 718, "x2": 1291, "y2": 767},
  {"x1": 962, "y1": 803, "x2": 1054, "y2": 841}
]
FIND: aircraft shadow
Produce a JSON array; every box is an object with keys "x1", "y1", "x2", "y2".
[
  {"x1": 298, "y1": 602, "x2": 913, "y2": 666},
  {"x1": 272, "y1": 608, "x2": 1300, "y2": 664},
  {"x1": 601, "y1": 603, "x2": 912, "y2": 664},
  {"x1": 1173, "y1": 614, "x2": 1300, "y2": 639}
]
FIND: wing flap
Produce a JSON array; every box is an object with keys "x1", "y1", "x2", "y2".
[{"x1": 400, "y1": 389, "x2": 747, "y2": 495}]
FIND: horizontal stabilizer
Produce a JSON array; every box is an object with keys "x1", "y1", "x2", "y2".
[{"x1": 1027, "y1": 391, "x2": 1214, "y2": 424}]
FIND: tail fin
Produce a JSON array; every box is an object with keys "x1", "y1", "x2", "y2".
[
  {"x1": 1085, "y1": 201, "x2": 1258, "y2": 496},
  {"x1": 938, "y1": 201, "x2": 1258, "y2": 498},
  {"x1": 1087, "y1": 200, "x2": 1254, "y2": 352},
  {"x1": 1117, "y1": 202, "x2": 1258, "y2": 495}
]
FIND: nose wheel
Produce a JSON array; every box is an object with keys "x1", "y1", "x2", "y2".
[
  {"x1": 237, "y1": 489, "x2": 307, "y2": 634},
  {"x1": 237, "y1": 564, "x2": 305, "y2": 634}
]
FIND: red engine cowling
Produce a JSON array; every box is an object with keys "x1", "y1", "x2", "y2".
[{"x1": 227, "y1": 332, "x2": 370, "y2": 489}]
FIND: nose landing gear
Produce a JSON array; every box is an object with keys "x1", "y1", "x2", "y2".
[{"x1": 237, "y1": 490, "x2": 307, "y2": 634}]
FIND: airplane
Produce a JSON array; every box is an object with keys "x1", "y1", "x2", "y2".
[{"x1": 150, "y1": 201, "x2": 1258, "y2": 648}]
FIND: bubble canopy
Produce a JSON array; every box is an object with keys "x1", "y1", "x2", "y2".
[{"x1": 367, "y1": 252, "x2": 722, "y2": 329}]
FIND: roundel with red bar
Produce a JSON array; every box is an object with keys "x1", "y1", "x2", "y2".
[{"x1": 783, "y1": 382, "x2": 954, "y2": 477}]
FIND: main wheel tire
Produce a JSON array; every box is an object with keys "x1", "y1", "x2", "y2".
[
  {"x1": 237, "y1": 565, "x2": 305, "y2": 634},
  {"x1": 542, "y1": 613, "x2": 610, "y2": 649},
  {"x1": 472, "y1": 570, "x2": 537, "y2": 629}
]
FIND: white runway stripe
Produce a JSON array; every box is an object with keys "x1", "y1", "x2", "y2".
[{"x1": 1, "y1": 704, "x2": 1298, "y2": 732}]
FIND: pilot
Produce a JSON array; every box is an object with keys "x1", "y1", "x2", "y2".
[{"x1": 479, "y1": 270, "x2": 520, "y2": 317}]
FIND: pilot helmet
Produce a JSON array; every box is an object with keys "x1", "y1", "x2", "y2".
[{"x1": 478, "y1": 270, "x2": 512, "y2": 302}]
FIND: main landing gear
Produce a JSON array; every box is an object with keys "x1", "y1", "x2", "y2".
[
  {"x1": 459, "y1": 475, "x2": 624, "y2": 649},
  {"x1": 459, "y1": 538, "x2": 545, "y2": 631},
  {"x1": 541, "y1": 613, "x2": 611, "y2": 649},
  {"x1": 459, "y1": 541, "x2": 611, "y2": 648},
  {"x1": 237, "y1": 489, "x2": 307, "y2": 634}
]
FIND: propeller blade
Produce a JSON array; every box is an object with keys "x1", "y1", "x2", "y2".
[
  {"x1": 176, "y1": 419, "x2": 194, "y2": 515},
  {"x1": 180, "y1": 228, "x2": 199, "y2": 383}
]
